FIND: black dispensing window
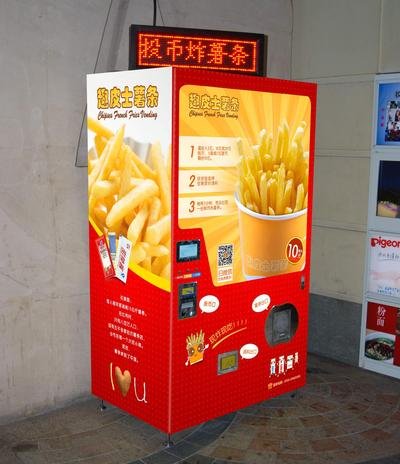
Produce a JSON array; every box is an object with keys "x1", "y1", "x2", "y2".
[{"x1": 265, "y1": 303, "x2": 299, "y2": 346}]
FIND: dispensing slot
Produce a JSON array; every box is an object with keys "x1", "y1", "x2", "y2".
[{"x1": 265, "y1": 303, "x2": 299, "y2": 346}]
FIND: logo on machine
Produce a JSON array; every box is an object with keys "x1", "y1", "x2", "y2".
[
  {"x1": 267, "y1": 352, "x2": 301, "y2": 390},
  {"x1": 185, "y1": 330, "x2": 209, "y2": 366}
]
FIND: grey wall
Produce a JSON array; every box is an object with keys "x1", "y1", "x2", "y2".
[
  {"x1": 0, "y1": 0, "x2": 292, "y2": 423},
  {"x1": 292, "y1": 0, "x2": 400, "y2": 364}
]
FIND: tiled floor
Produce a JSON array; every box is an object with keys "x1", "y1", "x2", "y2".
[{"x1": 1, "y1": 354, "x2": 400, "y2": 464}]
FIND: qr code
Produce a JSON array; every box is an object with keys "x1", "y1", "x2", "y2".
[{"x1": 218, "y1": 244, "x2": 233, "y2": 267}]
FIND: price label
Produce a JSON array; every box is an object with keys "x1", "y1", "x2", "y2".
[{"x1": 286, "y1": 238, "x2": 304, "y2": 264}]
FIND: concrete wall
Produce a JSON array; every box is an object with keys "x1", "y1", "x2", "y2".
[
  {"x1": 292, "y1": 0, "x2": 400, "y2": 364},
  {"x1": 0, "y1": 0, "x2": 292, "y2": 422}
]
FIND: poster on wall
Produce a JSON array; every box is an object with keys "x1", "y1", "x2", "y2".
[
  {"x1": 364, "y1": 301, "x2": 400, "y2": 368},
  {"x1": 367, "y1": 234, "x2": 400, "y2": 298},
  {"x1": 375, "y1": 160, "x2": 400, "y2": 219},
  {"x1": 376, "y1": 80, "x2": 400, "y2": 147}
]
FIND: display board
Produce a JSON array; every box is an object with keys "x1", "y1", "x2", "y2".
[
  {"x1": 129, "y1": 25, "x2": 266, "y2": 76},
  {"x1": 360, "y1": 73, "x2": 400, "y2": 379}
]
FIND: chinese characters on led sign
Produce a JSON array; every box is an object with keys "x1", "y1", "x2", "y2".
[{"x1": 130, "y1": 25, "x2": 266, "y2": 76}]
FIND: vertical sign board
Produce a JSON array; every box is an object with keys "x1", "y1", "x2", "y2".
[
  {"x1": 129, "y1": 25, "x2": 267, "y2": 76},
  {"x1": 88, "y1": 67, "x2": 317, "y2": 433},
  {"x1": 360, "y1": 74, "x2": 400, "y2": 379}
]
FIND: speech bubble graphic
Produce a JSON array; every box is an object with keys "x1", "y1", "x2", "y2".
[
  {"x1": 199, "y1": 295, "x2": 220, "y2": 313},
  {"x1": 252, "y1": 294, "x2": 270, "y2": 313},
  {"x1": 240, "y1": 343, "x2": 259, "y2": 359}
]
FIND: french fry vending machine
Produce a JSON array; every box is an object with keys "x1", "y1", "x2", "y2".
[{"x1": 87, "y1": 67, "x2": 316, "y2": 434}]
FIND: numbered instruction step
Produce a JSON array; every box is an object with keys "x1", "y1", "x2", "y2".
[
  {"x1": 179, "y1": 168, "x2": 236, "y2": 194},
  {"x1": 179, "y1": 195, "x2": 237, "y2": 219},
  {"x1": 179, "y1": 136, "x2": 240, "y2": 168}
]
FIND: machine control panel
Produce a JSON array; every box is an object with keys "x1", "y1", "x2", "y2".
[
  {"x1": 176, "y1": 240, "x2": 200, "y2": 262},
  {"x1": 178, "y1": 282, "x2": 198, "y2": 319}
]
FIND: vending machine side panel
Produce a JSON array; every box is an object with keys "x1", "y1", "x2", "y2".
[{"x1": 87, "y1": 68, "x2": 173, "y2": 432}]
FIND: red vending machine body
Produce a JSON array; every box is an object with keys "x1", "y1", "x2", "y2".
[{"x1": 87, "y1": 67, "x2": 317, "y2": 434}]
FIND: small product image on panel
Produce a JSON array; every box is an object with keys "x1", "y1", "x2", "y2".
[
  {"x1": 218, "y1": 351, "x2": 239, "y2": 375},
  {"x1": 265, "y1": 303, "x2": 299, "y2": 346}
]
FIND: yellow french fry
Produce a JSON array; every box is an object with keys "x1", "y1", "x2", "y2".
[
  {"x1": 149, "y1": 141, "x2": 170, "y2": 214},
  {"x1": 88, "y1": 117, "x2": 114, "y2": 139},
  {"x1": 246, "y1": 173, "x2": 261, "y2": 210},
  {"x1": 160, "y1": 262, "x2": 170, "y2": 279},
  {"x1": 148, "y1": 197, "x2": 162, "y2": 226},
  {"x1": 283, "y1": 178, "x2": 293, "y2": 213},
  {"x1": 145, "y1": 214, "x2": 170, "y2": 245},
  {"x1": 127, "y1": 202, "x2": 149, "y2": 246},
  {"x1": 92, "y1": 180, "x2": 119, "y2": 199},
  {"x1": 130, "y1": 243, "x2": 147, "y2": 264},
  {"x1": 106, "y1": 179, "x2": 159, "y2": 227},
  {"x1": 94, "y1": 135, "x2": 107, "y2": 157},
  {"x1": 259, "y1": 172, "x2": 269, "y2": 215},
  {"x1": 275, "y1": 164, "x2": 286, "y2": 215},
  {"x1": 294, "y1": 183, "x2": 305, "y2": 212}
]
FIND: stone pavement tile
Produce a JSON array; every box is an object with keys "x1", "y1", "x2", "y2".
[
  {"x1": 179, "y1": 454, "x2": 215, "y2": 464},
  {"x1": 248, "y1": 435, "x2": 281, "y2": 453},
  {"x1": 242, "y1": 449, "x2": 277, "y2": 463},
  {"x1": 363, "y1": 454, "x2": 400, "y2": 463},
  {"x1": 163, "y1": 439, "x2": 200, "y2": 458},
  {"x1": 259, "y1": 398, "x2": 297, "y2": 408},
  {"x1": 299, "y1": 383, "x2": 331, "y2": 397},
  {"x1": 305, "y1": 373, "x2": 326, "y2": 384},
  {"x1": 308, "y1": 399, "x2": 339, "y2": 413},
  {"x1": 359, "y1": 411, "x2": 388, "y2": 426},
  {"x1": 0, "y1": 449, "x2": 22, "y2": 464},
  {"x1": 280, "y1": 438, "x2": 311, "y2": 453},
  {"x1": 310, "y1": 437, "x2": 344, "y2": 452},
  {"x1": 375, "y1": 393, "x2": 399, "y2": 406},
  {"x1": 299, "y1": 414, "x2": 332, "y2": 428},
  {"x1": 211, "y1": 428, "x2": 257, "y2": 451},
  {"x1": 340, "y1": 433, "x2": 371, "y2": 451},
  {"x1": 199, "y1": 419, "x2": 231, "y2": 436},
  {"x1": 361, "y1": 427, "x2": 393, "y2": 442},
  {"x1": 141, "y1": 449, "x2": 178, "y2": 464},
  {"x1": 236, "y1": 414, "x2": 270, "y2": 427},
  {"x1": 339, "y1": 417, "x2": 372, "y2": 434},
  {"x1": 274, "y1": 452, "x2": 316, "y2": 464},
  {"x1": 211, "y1": 445, "x2": 245, "y2": 461},
  {"x1": 253, "y1": 425, "x2": 289, "y2": 440},
  {"x1": 185, "y1": 431, "x2": 218, "y2": 447},
  {"x1": 269, "y1": 417, "x2": 304, "y2": 429},
  {"x1": 345, "y1": 400, "x2": 371, "y2": 415}
]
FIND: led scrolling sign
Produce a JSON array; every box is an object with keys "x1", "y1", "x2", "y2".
[{"x1": 129, "y1": 25, "x2": 267, "y2": 76}]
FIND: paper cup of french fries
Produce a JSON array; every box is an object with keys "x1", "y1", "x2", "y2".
[{"x1": 235, "y1": 121, "x2": 309, "y2": 279}]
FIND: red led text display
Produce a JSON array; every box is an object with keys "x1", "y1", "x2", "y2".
[{"x1": 130, "y1": 25, "x2": 266, "y2": 76}]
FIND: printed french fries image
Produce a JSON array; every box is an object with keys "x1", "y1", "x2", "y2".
[
  {"x1": 237, "y1": 120, "x2": 308, "y2": 216},
  {"x1": 236, "y1": 120, "x2": 309, "y2": 279},
  {"x1": 88, "y1": 117, "x2": 171, "y2": 281}
]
